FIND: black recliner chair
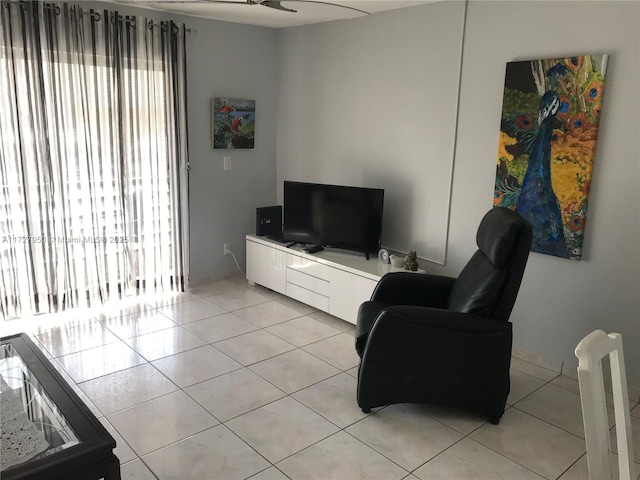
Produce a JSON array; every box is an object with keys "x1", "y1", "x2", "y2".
[{"x1": 355, "y1": 207, "x2": 532, "y2": 424}]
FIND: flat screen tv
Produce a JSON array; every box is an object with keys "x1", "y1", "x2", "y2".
[{"x1": 283, "y1": 181, "x2": 384, "y2": 259}]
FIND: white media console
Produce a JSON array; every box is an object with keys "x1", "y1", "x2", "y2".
[{"x1": 246, "y1": 234, "x2": 421, "y2": 325}]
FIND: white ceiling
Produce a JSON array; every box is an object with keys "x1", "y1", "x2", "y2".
[{"x1": 110, "y1": 0, "x2": 434, "y2": 28}]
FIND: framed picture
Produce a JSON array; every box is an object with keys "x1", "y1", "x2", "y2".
[
  {"x1": 212, "y1": 97, "x2": 255, "y2": 149},
  {"x1": 494, "y1": 55, "x2": 607, "y2": 260}
]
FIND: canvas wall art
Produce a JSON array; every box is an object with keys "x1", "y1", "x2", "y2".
[
  {"x1": 494, "y1": 55, "x2": 607, "y2": 260},
  {"x1": 212, "y1": 97, "x2": 255, "y2": 149}
]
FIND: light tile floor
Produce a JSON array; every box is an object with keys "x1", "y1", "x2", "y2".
[{"x1": 3, "y1": 275, "x2": 640, "y2": 480}]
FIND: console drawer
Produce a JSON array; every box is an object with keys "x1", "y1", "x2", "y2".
[
  {"x1": 287, "y1": 255, "x2": 331, "y2": 281},
  {"x1": 286, "y1": 268, "x2": 330, "y2": 297},
  {"x1": 286, "y1": 283, "x2": 329, "y2": 311}
]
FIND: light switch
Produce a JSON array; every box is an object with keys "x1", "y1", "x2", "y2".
[{"x1": 223, "y1": 156, "x2": 232, "y2": 170}]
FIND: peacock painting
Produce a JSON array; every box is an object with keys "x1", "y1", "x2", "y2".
[{"x1": 494, "y1": 55, "x2": 608, "y2": 260}]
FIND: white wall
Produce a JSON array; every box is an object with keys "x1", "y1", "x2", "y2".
[
  {"x1": 275, "y1": 1, "x2": 466, "y2": 264},
  {"x1": 184, "y1": 19, "x2": 278, "y2": 280},
  {"x1": 450, "y1": 1, "x2": 640, "y2": 386}
]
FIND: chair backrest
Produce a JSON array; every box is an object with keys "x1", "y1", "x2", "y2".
[
  {"x1": 575, "y1": 330, "x2": 635, "y2": 480},
  {"x1": 447, "y1": 207, "x2": 532, "y2": 321}
]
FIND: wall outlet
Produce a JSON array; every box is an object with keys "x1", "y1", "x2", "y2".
[{"x1": 224, "y1": 243, "x2": 231, "y2": 255}]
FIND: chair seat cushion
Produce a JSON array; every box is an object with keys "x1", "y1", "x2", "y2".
[{"x1": 355, "y1": 301, "x2": 388, "y2": 357}]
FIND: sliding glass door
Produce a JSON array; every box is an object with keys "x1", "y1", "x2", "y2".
[{"x1": 0, "y1": 2, "x2": 189, "y2": 319}]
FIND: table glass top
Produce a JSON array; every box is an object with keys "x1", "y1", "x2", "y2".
[{"x1": 0, "y1": 342, "x2": 79, "y2": 472}]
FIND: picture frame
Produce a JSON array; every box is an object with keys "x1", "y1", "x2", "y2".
[
  {"x1": 211, "y1": 97, "x2": 255, "y2": 149},
  {"x1": 494, "y1": 55, "x2": 607, "y2": 260}
]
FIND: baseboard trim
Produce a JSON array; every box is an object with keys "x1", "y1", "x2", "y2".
[
  {"x1": 512, "y1": 345, "x2": 562, "y2": 374},
  {"x1": 189, "y1": 270, "x2": 240, "y2": 286}
]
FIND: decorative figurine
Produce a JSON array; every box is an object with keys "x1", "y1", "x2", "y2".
[
  {"x1": 390, "y1": 254, "x2": 405, "y2": 268},
  {"x1": 404, "y1": 250, "x2": 419, "y2": 271}
]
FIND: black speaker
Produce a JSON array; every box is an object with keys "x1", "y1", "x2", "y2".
[{"x1": 256, "y1": 206, "x2": 283, "y2": 240}]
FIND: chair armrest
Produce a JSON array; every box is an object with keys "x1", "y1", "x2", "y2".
[
  {"x1": 361, "y1": 305, "x2": 513, "y2": 388},
  {"x1": 370, "y1": 272, "x2": 456, "y2": 308},
  {"x1": 357, "y1": 305, "x2": 513, "y2": 420}
]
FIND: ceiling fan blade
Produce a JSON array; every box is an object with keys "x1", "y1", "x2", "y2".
[
  {"x1": 262, "y1": 1, "x2": 297, "y2": 13},
  {"x1": 133, "y1": 0, "x2": 369, "y2": 15},
  {"x1": 282, "y1": 0, "x2": 369, "y2": 15},
  {"x1": 138, "y1": 0, "x2": 251, "y2": 5}
]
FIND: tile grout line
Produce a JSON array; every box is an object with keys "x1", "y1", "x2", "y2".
[{"x1": 21, "y1": 281, "x2": 625, "y2": 480}]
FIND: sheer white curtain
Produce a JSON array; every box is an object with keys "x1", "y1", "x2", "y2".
[{"x1": 0, "y1": 1, "x2": 189, "y2": 319}]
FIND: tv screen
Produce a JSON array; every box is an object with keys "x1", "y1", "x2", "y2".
[{"x1": 283, "y1": 181, "x2": 384, "y2": 257}]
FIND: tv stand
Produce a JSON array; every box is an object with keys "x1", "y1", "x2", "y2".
[{"x1": 246, "y1": 235, "x2": 421, "y2": 324}]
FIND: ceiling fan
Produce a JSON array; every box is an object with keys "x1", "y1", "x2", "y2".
[{"x1": 145, "y1": 0, "x2": 370, "y2": 15}]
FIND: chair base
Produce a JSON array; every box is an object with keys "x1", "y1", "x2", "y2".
[{"x1": 359, "y1": 399, "x2": 502, "y2": 424}]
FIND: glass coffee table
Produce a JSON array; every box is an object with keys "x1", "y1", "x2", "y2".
[{"x1": 0, "y1": 333, "x2": 120, "y2": 480}]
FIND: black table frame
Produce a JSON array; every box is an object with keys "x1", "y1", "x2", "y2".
[{"x1": 1, "y1": 333, "x2": 120, "y2": 480}]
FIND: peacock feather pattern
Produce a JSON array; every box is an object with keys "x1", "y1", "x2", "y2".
[
  {"x1": 516, "y1": 88, "x2": 569, "y2": 257},
  {"x1": 494, "y1": 55, "x2": 607, "y2": 260}
]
